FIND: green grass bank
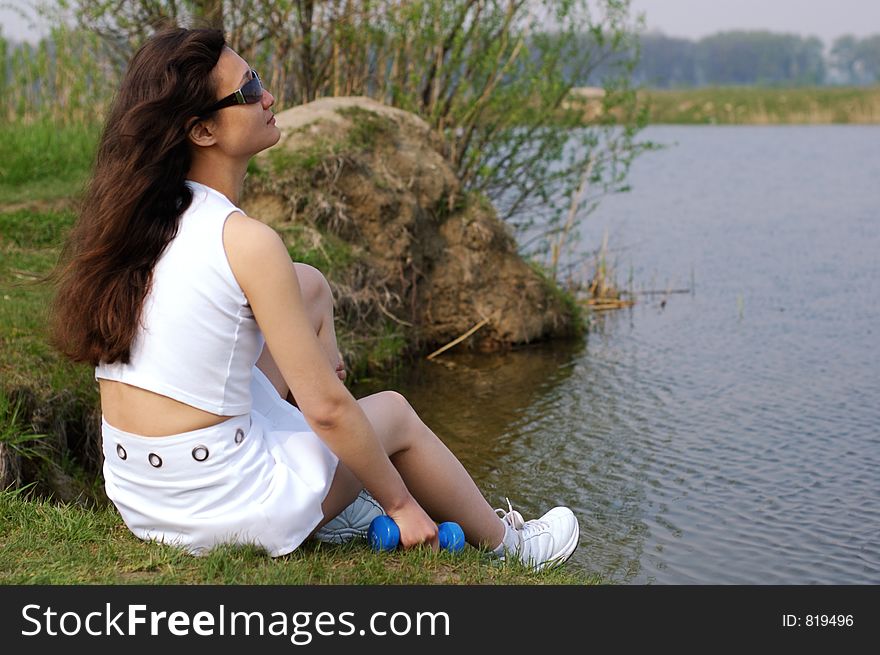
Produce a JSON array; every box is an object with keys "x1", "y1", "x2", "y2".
[{"x1": 0, "y1": 490, "x2": 598, "y2": 584}]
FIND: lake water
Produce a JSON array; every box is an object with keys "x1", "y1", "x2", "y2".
[{"x1": 355, "y1": 126, "x2": 880, "y2": 584}]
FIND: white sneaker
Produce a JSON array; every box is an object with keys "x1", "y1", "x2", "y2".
[
  {"x1": 496, "y1": 499, "x2": 580, "y2": 571},
  {"x1": 314, "y1": 489, "x2": 386, "y2": 544}
]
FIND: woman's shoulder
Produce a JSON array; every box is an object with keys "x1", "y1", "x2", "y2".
[
  {"x1": 222, "y1": 212, "x2": 289, "y2": 280},
  {"x1": 224, "y1": 211, "x2": 282, "y2": 249}
]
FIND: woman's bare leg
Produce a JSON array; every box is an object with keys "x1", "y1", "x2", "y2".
[
  {"x1": 314, "y1": 460, "x2": 364, "y2": 530},
  {"x1": 313, "y1": 392, "x2": 504, "y2": 550},
  {"x1": 353, "y1": 391, "x2": 504, "y2": 549},
  {"x1": 257, "y1": 262, "x2": 343, "y2": 400}
]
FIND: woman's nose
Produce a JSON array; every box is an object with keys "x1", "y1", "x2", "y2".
[{"x1": 262, "y1": 89, "x2": 275, "y2": 109}]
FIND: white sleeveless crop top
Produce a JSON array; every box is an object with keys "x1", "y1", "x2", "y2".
[{"x1": 95, "y1": 181, "x2": 264, "y2": 415}]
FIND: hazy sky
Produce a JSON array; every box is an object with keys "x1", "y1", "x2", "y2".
[
  {"x1": 2, "y1": 0, "x2": 880, "y2": 44},
  {"x1": 631, "y1": 0, "x2": 880, "y2": 43},
  {"x1": 1, "y1": 0, "x2": 48, "y2": 42}
]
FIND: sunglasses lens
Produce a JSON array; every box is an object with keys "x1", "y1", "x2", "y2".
[{"x1": 242, "y1": 73, "x2": 263, "y2": 103}]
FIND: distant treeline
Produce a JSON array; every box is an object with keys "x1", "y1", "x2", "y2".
[{"x1": 629, "y1": 31, "x2": 880, "y2": 88}]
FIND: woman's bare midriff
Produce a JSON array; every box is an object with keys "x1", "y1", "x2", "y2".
[{"x1": 98, "y1": 379, "x2": 234, "y2": 437}]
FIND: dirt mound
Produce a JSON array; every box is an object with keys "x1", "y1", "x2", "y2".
[{"x1": 241, "y1": 96, "x2": 579, "y2": 371}]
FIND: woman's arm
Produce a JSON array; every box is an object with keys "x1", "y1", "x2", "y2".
[{"x1": 223, "y1": 212, "x2": 437, "y2": 547}]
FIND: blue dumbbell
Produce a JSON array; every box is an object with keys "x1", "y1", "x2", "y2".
[
  {"x1": 438, "y1": 521, "x2": 466, "y2": 552},
  {"x1": 368, "y1": 515, "x2": 465, "y2": 553}
]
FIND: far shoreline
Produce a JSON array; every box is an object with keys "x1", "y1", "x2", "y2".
[{"x1": 637, "y1": 85, "x2": 880, "y2": 125}]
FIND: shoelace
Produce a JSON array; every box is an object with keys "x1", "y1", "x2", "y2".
[
  {"x1": 495, "y1": 497, "x2": 525, "y2": 530},
  {"x1": 494, "y1": 499, "x2": 570, "y2": 569}
]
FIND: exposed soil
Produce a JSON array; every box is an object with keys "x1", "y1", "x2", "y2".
[{"x1": 242, "y1": 96, "x2": 579, "y2": 368}]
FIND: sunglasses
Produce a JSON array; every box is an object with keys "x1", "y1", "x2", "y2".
[{"x1": 202, "y1": 69, "x2": 264, "y2": 115}]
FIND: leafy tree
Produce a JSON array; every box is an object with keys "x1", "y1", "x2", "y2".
[
  {"x1": 830, "y1": 35, "x2": 859, "y2": 83},
  {"x1": 634, "y1": 32, "x2": 698, "y2": 87},
  {"x1": 695, "y1": 31, "x2": 825, "y2": 86},
  {"x1": 39, "y1": 0, "x2": 647, "y2": 274},
  {"x1": 858, "y1": 35, "x2": 880, "y2": 82},
  {"x1": 831, "y1": 34, "x2": 880, "y2": 84},
  {"x1": 626, "y1": 29, "x2": 832, "y2": 88}
]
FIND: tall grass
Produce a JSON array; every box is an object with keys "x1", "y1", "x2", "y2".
[
  {"x1": 0, "y1": 120, "x2": 100, "y2": 205},
  {"x1": 642, "y1": 85, "x2": 880, "y2": 124},
  {"x1": 1, "y1": 28, "x2": 120, "y2": 125},
  {"x1": 0, "y1": 197, "x2": 102, "y2": 504}
]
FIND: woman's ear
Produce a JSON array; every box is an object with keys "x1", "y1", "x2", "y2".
[{"x1": 187, "y1": 118, "x2": 217, "y2": 147}]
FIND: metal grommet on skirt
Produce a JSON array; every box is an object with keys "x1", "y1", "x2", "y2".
[
  {"x1": 234, "y1": 428, "x2": 245, "y2": 444},
  {"x1": 116, "y1": 444, "x2": 127, "y2": 460},
  {"x1": 192, "y1": 445, "x2": 209, "y2": 462},
  {"x1": 148, "y1": 453, "x2": 163, "y2": 468}
]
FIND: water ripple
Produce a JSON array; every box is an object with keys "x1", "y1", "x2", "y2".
[{"x1": 355, "y1": 126, "x2": 880, "y2": 584}]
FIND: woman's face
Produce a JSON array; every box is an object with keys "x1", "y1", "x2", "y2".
[{"x1": 207, "y1": 47, "x2": 281, "y2": 159}]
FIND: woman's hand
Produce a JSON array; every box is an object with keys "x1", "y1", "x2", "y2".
[
  {"x1": 335, "y1": 352, "x2": 346, "y2": 382},
  {"x1": 387, "y1": 497, "x2": 439, "y2": 550}
]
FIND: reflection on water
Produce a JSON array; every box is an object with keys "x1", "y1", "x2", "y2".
[
  {"x1": 355, "y1": 335, "x2": 656, "y2": 583},
  {"x1": 353, "y1": 340, "x2": 585, "y2": 489},
  {"x1": 356, "y1": 126, "x2": 880, "y2": 584}
]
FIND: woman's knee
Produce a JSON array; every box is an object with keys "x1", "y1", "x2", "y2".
[
  {"x1": 293, "y1": 262, "x2": 332, "y2": 307},
  {"x1": 377, "y1": 390, "x2": 413, "y2": 416},
  {"x1": 379, "y1": 391, "x2": 425, "y2": 443},
  {"x1": 360, "y1": 390, "x2": 420, "y2": 452}
]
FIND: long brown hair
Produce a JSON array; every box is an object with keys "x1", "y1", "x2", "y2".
[{"x1": 51, "y1": 28, "x2": 226, "y2": 365}]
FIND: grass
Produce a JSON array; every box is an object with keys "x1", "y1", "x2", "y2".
[
  {"x1": 336, "y1": 105, "x2": 396, "y2": 151},
  {"x1": 0, "y1": 200, "x2": 101, "y2": 502},
  {"x1": 0, "y1": 119, "x2": 100, "y2": 205},
  {"x1": 0, "y1": 392, "x2": 48, "y2": 463},
  {"x1": 266, "y1": 134, "x2": 335, "y2": 176},
  {"x1": 639, "y1": 85, "x2": 880, "y2": 124},
  {"x1": 278, "y1": 222, "x2": 357, "y2": 273},
  {"x1": 0, "y1": 207, "x2": 93, "y2": 393},
  {"x1": 338, "y1": 320, "x2": 408, "y2": 381},
  {"x1": 0, "y1": 490, "x2": 600, "y2": 584}
]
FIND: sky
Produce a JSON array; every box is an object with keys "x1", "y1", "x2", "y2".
[
  {"x1": 1, "y1": 0, "x2": 49, "y2": 42},
  {"x1": 2, "y1": 0, "x2": 880, "y2": 44},
  {"x1": 629, "y1": 0, "x2": 880, "y2": 43}
]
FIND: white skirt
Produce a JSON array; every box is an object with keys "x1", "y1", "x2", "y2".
[{"x1": 101, "y1": 367, "x2": 339, "y2": 557}]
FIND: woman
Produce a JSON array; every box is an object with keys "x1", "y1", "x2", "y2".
[{"x1": 50, "y1": 27, "x2": 579, "y2": 570}]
